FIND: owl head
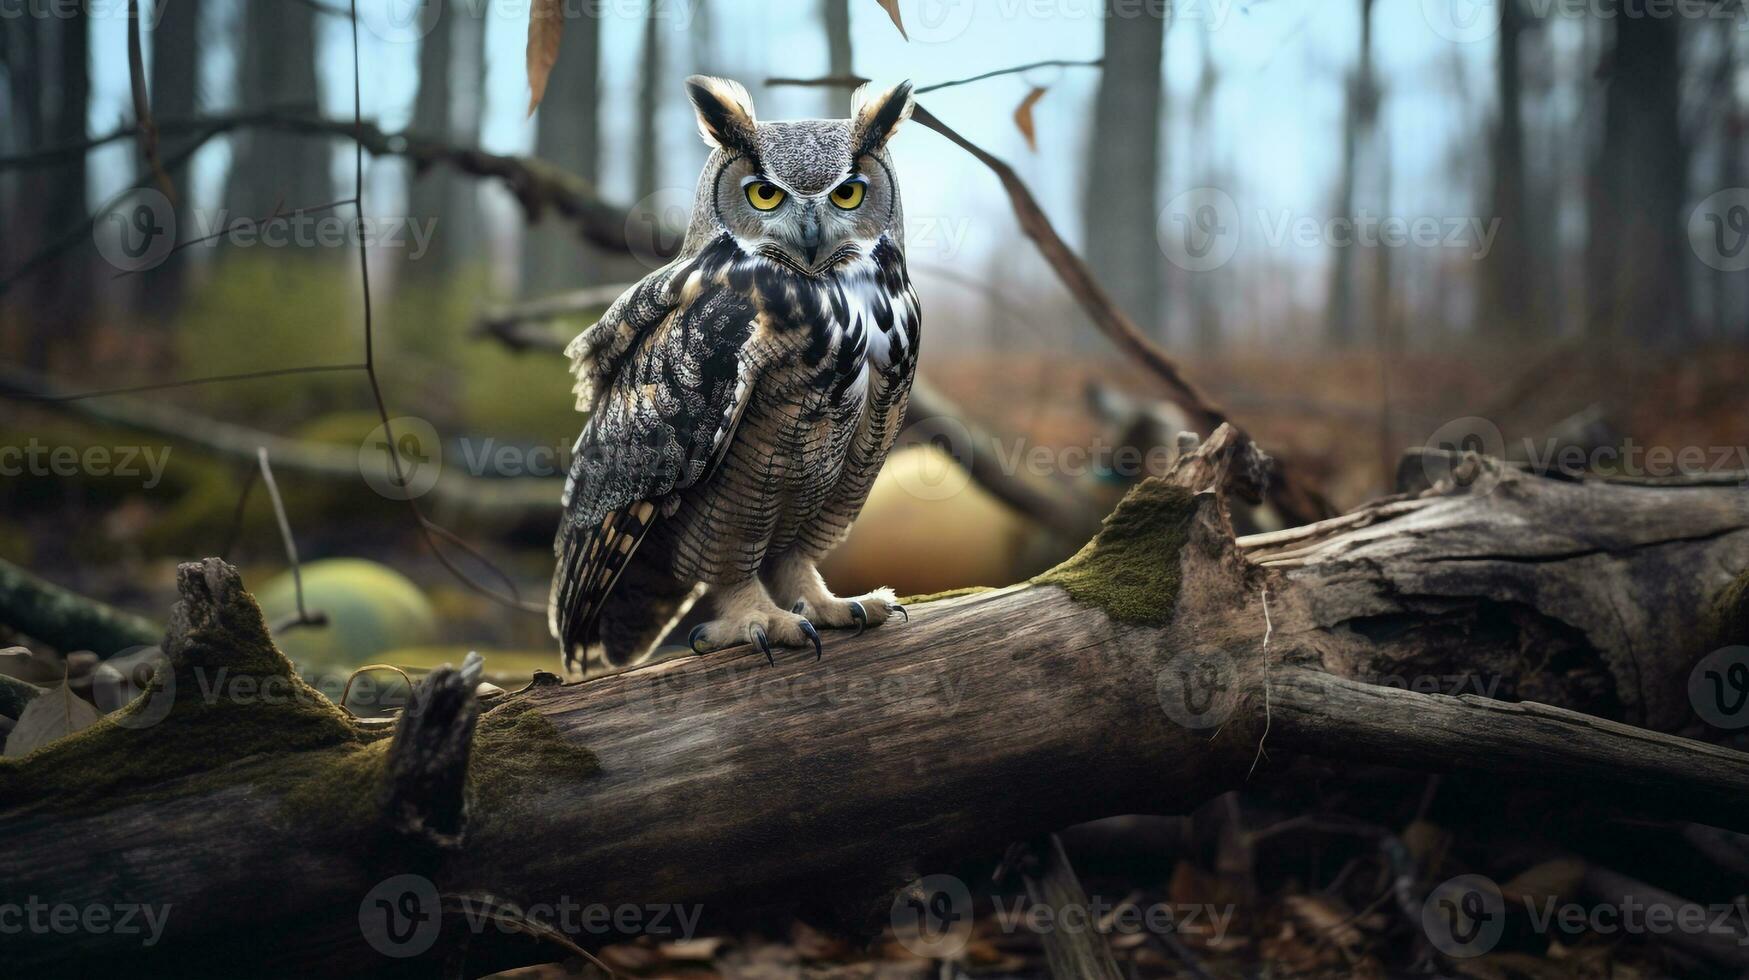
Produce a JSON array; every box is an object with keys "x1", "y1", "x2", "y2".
[{"x1": 681, "y1": 75, "x2": 914, "y2": 275}]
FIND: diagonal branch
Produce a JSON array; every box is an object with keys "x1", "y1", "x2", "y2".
[{"x1": 0, "y1": 110, "x2": 653, "y2": 257}]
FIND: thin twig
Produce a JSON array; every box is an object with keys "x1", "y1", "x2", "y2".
[
  {"x1": 1248, "y1": 585, "x2": 1274, "y2": 779},
  {"x1": 915, "y1": 59, "x2": 1103, "y2": 94},
  {"x1": 126, "y1": 0, "x2": 174, "y2": 203},
  {"x1": 0, "y1": 109, "x2": 648, "y2": 258},
  {"x1": 257, "y1": 448, "x2": 327, "y2": 634},
  {"x1": 344, "y1": 0, "x2": 540, "y2": 614}
]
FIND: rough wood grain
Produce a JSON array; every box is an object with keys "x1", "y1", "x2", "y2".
[{"x1": 1, "y1": 433, "x2": 1745, "y2": 977}]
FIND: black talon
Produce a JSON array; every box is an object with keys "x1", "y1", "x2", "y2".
[
  {"x1": 799, "y1": 620, "x2": 822, "y2": 661},
  {"x1": 847, "y1": 601, "x2": 867, "y2": 637},
  {"x1": 752, "y1": 625, "x2": 774, "y2": 666},
  {"x1": 791, "y1": 600, "x2": 807, "y2": 615},
  {"x1": 688, "y1": 624, "x2": 711, "y2": 656},
  {"x1": 891, "y1": 603, "x2": 908, "y2": 623}
]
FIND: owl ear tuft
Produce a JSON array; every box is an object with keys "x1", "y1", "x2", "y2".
[
  {"x1": 850, "y1": 80, "x2": 915, "y2": 156},
  {"x1": 685, "y1": 75, "x2": 758, "y2": 154}
]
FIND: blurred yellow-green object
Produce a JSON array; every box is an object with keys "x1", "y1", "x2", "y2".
[{"x1": 255, "y1": 559, "x2": 438, "y2": 668}]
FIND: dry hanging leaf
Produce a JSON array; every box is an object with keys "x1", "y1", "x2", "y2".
[
  {"x1": 1013, "y1": 87, "x2": 1047, "y2": 151},
  {"x1": 876, "y1": 0, "x2": 908, "y2": 40},
  {"x1": 526, "y1": 0, "x2": 565, "y2": 116},
  {"x1": 4, "y1": 682, "x2": 101, "y2": 758}
]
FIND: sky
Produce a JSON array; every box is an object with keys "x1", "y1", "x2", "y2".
[{"x1": 74, "y1": 0, "x2": 1540, "y2": 332}]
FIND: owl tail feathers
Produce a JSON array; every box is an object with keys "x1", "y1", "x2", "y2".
[{"x1": 551, "y1": 512, "x2": 700, "y2": 674}]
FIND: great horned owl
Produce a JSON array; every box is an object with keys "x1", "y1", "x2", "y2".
[{"x1": 549, "y1": 76, "x2": 920, "y2": 671}]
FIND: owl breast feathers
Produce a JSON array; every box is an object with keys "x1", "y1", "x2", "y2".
[{"x1": 549, "y1": 76, "x2": 921, "y2": 670}]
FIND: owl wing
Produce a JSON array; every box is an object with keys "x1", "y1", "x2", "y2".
[{"x1": 550, "y1": 272, "x2": 764, "y2": 668}]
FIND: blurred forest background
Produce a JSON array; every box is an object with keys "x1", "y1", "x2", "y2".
[{"x1": 1, "y1": 0, "x2": 1747, "y2": 679}]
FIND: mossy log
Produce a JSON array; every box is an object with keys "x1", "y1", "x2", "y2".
[
  {"x1": 0, "y1": 555, "x2": 161, "y2": 656},
  {"x1": 2, "y1": 429, "x2": 1747, "y2": 977}
]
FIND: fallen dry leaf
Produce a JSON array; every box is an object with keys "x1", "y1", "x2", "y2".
[
  {"x1": 4, "y1": 679, "x2": 101, "y2": 757},
  {"x1": 1283, "y1": 894, "x2": 1363, "y2": 951},
  {"x1": 1501, "y1": 857, "x2": 1587, "y2": 906}
]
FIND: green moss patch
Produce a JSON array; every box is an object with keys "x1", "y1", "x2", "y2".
[
  {"x1": 470, "y1": 701, "x2": 599, "y2": 807},
  {"x1": 1030, "y1": 481, "x2": 1197, "y2": 626},
  {"x1": 0, "y1": 567, "x2": 370, "y2": 812}
]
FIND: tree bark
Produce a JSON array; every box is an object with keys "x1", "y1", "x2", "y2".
[
  {"x1": 409, "y1": 0, "x2": 485, "y2": 278},
  {"x1": 2, "y1": 428, "x2": 1745, "y2": 976},
  {"x1": 1325, "y1": 0, "x2": 1377, "y2": 347},
  {"x1": 1586, "y1": 6, "x2": 1688, "y2": 342},
  {"x1": 221, "y1": 0, "x2": 331, "y2": 221},
  {"x1": 139, "y1": 0, "x2": 203, "y2": 320},
  {"x1": 1082, "y1": 0, "x2": 1166, "y2": 342},
  {"x1": 524, "y1": 8, "x2": 603, "y2": 294},
  {"x1": 1481, "y1": 0, "x2": 1536, "y2": 340}
]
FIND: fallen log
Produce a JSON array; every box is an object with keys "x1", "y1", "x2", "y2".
[{"x1": 1, "y1": 429, "x2": 1745, "y2": 977}]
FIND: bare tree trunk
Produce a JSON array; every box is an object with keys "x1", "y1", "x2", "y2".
[
  {"x1": 523, "y1": 10, "x2": 601, "y2": 293},
  {"x1": 635, "y1": 3, "x2": 663, "y2": 202},
  {"x1": 1481, "y1": 0, "x2": 1536, "y2": 340},
  {"x1": 221, "y1": 0, "x2": 330, "y2": 222},
  {"x1": 1083, "y1": 0, "x2": 1166, "y2": 343},
  {"x1": 409, "y1": 0, "x2": 484, "y2": 278},
  {"x1": 1325, "y1": 0, "x2": 1376, "y2": 347},
  {"x1": 4, "y1": 431, "x2": 1746, "y2": 977},
  {"x1": 16, "y1": 9, "x2": 92, "y2": 366},
  {"x1": 822, "y1": 0, "x2": 854, "y2": 118},
  {"x1": 1586, "y1": 5, "x2": 1688, "y2": 342},
  {"x1": 140, "y1": 0, "x2": 204, "y2": 321},
  {"x1": 1187, "y1": 29, "x2": 1224, "y2": 354}
]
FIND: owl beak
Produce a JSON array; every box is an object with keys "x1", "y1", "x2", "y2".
[{"x1": 797, "y1": 205, "x2": 824, "y2": 267}]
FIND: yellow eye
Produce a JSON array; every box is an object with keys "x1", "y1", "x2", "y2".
[
  {"x1": 746, "y1": 181, "x2": 786, "y2": 211},
  {"x1": 830, "y1": 179, "x2": 866, "y2": 210}
]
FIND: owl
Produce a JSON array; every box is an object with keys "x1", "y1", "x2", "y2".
[{"x1": 549, "y1": 75, "x2": 921, "y2": 671}]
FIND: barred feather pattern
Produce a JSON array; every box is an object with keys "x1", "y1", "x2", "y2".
[{"x1": 549, "y1": 232, "x2": 919, "y2": 665}]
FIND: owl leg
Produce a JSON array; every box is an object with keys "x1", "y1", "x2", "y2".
[
  {"x1": 687, "y1": 575, "x2": 822, "y2": 663},
  {"x1": 766, "y1": 556, "x2": 906, "y2": 635}
]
